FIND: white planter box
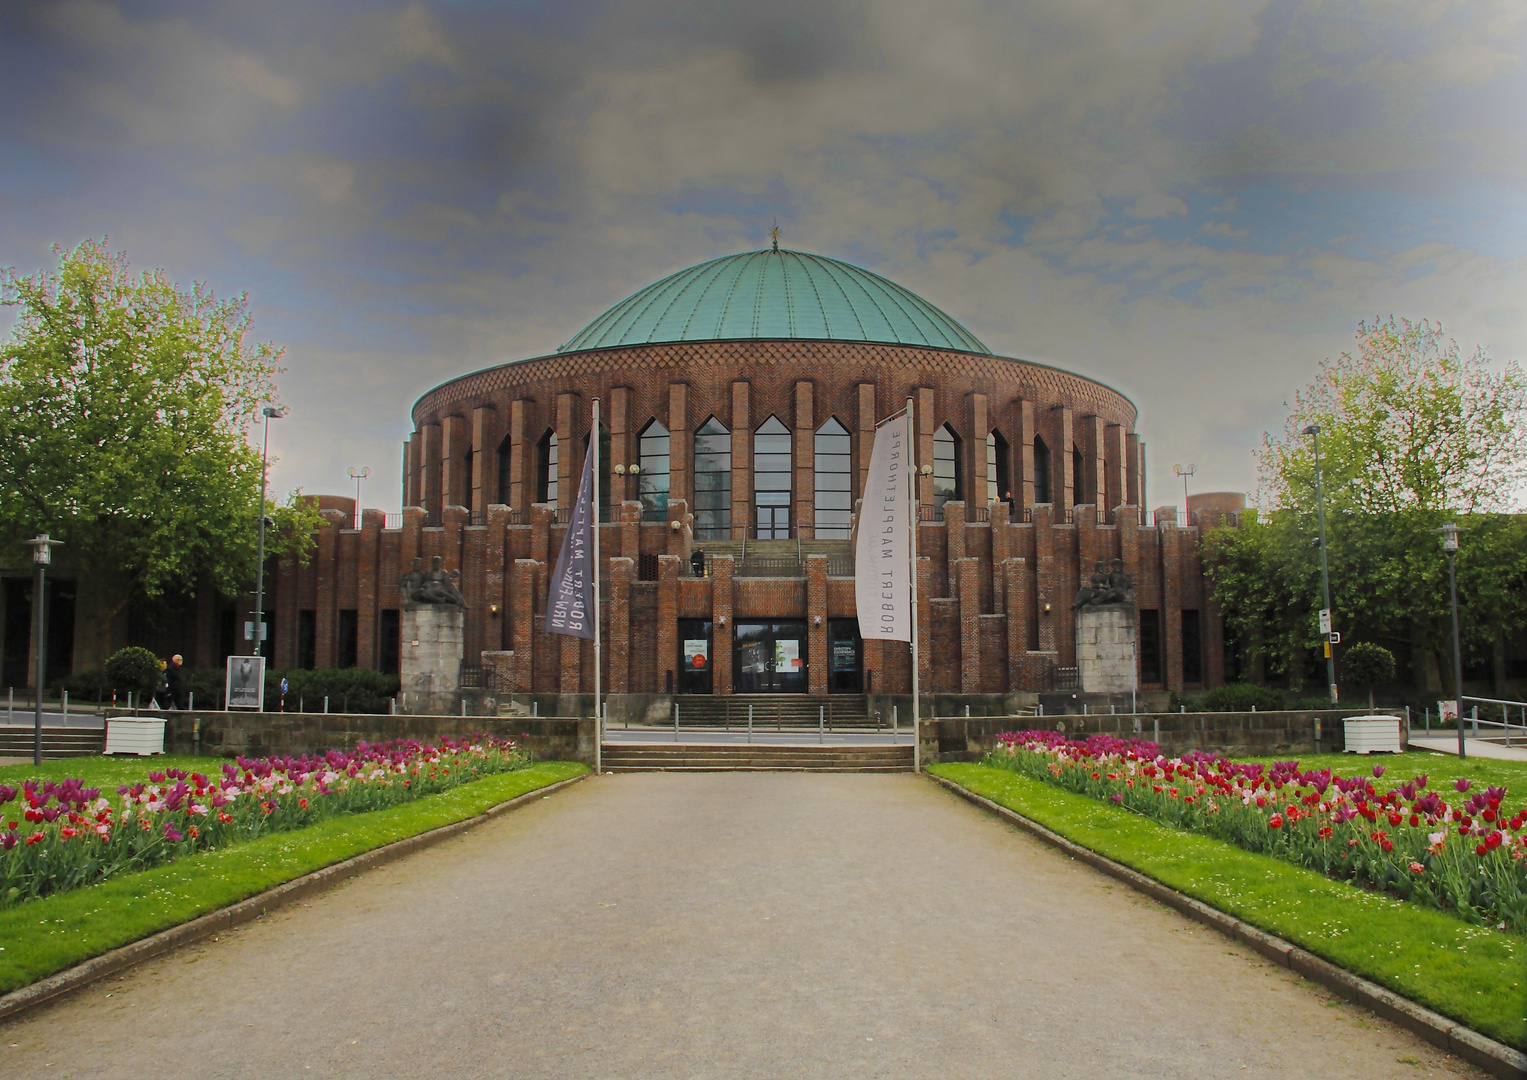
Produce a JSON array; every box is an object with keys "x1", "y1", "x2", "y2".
[
  {"x1": 105, "y1": 717, "x2": 167, "y2": 756},
  {"x1": 1344, "y1": 715, "x2": 1402, "y2": 755}
]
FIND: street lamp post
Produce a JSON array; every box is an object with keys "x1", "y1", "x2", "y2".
[
  {"x1": 252, "y1": 406, "x2": 286, "y2": 660},
  {"x1": 347, "y1": 467, "x2": 370, "y2": 530},
  {"x1": 1440, "y1": 523, "x2": 1466, "y2": 759},
  {"x1": 1302, "y1": 425, "x2": 1338, "y2": 705},
  {"x1": 1173, "y1": 464, "x2": 1196, "y2": 524},
  {"x1": 25, "y1": 534, "x2": 62, "y2": 767}
]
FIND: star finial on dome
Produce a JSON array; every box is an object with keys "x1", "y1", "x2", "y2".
[{"x1": 770, "y1": 220, "x2": 780, "y2": 251}]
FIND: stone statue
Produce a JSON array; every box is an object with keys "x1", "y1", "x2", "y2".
[
  {"x1": 401, "y1": 555, "x2": 467, "y2": 608},
  {"x1": 1073, "y1": 558, "x2": 1135, "y2": 610}
]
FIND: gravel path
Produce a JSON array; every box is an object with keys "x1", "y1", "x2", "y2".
[{"x1": 2, "y1": 773, "x2": 1487, "y2": 1078}]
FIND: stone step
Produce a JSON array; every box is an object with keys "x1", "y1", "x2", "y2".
[
  {"x1": 0, "y1": 731, "x2": 106, "y2": 758},
  {"x1": 601, "y1": 744, "x2": 913, "y2": 772}
]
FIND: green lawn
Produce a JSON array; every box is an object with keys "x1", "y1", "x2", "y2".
[
  {"x1": 0, "y1": 760, "x2": 586, "y2": 994},
  {"x1": 930, "y1": 762, "x2": 1527, "y2": 1051},
  {"x1": 0, "y1": 754, "x2": 226, "y2": 788}
]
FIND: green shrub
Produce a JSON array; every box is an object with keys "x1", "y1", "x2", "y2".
[
  {"x1": 1184, "y1": 682, "x2": 1289, "y2": 713},
  {"x1": 55, "y1": 668, "x2": 111, "y2": 701},
  {"x1": 103, "y1": 647, "x2": 160, "y2": 699},
  {"x1": 264, "y1": 668, "x2": 400, "y2": 714}
]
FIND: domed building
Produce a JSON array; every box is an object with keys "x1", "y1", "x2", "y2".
[{"x1": 270, "y1": 245, "x2": 1233, "y2": 711}]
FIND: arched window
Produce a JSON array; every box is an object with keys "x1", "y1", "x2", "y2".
[
  {"x1": 638, "y1": 419, "x2": 670, "y2": 521},
  {"x1": 497, "y1": 434, "x2": 513, "y2": 506},
  {"x1": 536, "y1": 430, "x2": 557, "y2": 507},
  {"x1": 1073, "y1": 447, "x2": 1086, "y2": 504},
  {"x1": 932, "y1": 423, "x2": 961, "y2": 515},
  {"x1": 754, "y1": 415, "x2": 792, "y2": 538},
  {"x1": 986, "y1": 431, "x2": 1010, "y2": 505},
  {"x1": 814, "y1": 417, "x2": 852, "y2": 539},
  {"x1": 693, "y1": 416, "x2": 731, "y2": 540},
  {"x1": 1033, "y1": 436, "x2": 1051, "y2": 504}
]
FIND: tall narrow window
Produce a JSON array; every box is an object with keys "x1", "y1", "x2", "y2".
[
  {"x1": 1182, "y1": 610, "x2": 1203, "y2": 683},
  {"x1": 1033, "y1": 436, "x2": 1052, "y2": 503},
  {"x1": 1139, "y1": 609, "x2": 1162, "y2": 683},
  {"x1": 638, "y1": 419, "x2": 670, "y2": 521},
  {"x1": 932, "y1": 424, "x2": 961, "y2": 515},
  {"x1": 582, "y1": 424, "x2": 611, "y2": 520},
  {"x1": 379, "y1": 609, "x2": 400, "y2": 675},
  {"x1": 814, "y1": 417, "x2": 852, "y2": 539},
  {"x1": 754, "y1": 416, "x2": 792, "y2": 538},
  {"x1": 693, "y1": 417, "x2": 731, "y2": 539},
  {"x1": 497, "y1": 434, "x2": 513, "y2": 506},
  {"x1": 536, "y1": 430, "x2": 558, "y2": 507},
  {"x1": 987, "y1": 431, "x2": 1010, "y2": 505},
  {"x1": 460, "y1": 449, "x2": 474, "y2": 510},
  {"x1": 337, "y1": 609, "x2": 358, "y2": 669},
  {"x1": 1073, "y1": 447, "x2": 1086, "y2": 503},
  {"x1": 297, "y1": 610, "x2": 317, "y2": 671}
]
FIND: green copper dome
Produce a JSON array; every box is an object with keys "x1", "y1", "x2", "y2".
[{"x1": 559, "y1": 248, "x2": 989, "y2": 355}]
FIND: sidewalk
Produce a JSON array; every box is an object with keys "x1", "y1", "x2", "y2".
[{"x1": 1410, "y1": 735, "x2": 1527, "y2": 761}]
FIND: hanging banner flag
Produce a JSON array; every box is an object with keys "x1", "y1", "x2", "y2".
[
  {"x1": 546, "y1": 445, "x2": 596, "y2": 639},
  {"x1": 856, "y1": 409, "x2": 912, "y2": 642}
]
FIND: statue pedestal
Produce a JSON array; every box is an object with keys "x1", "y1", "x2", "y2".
[
  {"x1": 401, "y1": 605, "x2": 465, "y2": 714},
  {"x1": 1076, "y1": 606, "x2": 1137, "y2": 694}
]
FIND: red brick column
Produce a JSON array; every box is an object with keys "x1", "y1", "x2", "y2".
[
  {"x1": 1162, "y1": 525, "x2": 1183, "y2": 692},
  {"x1": 730, "y1": 380, "x2": 751, "y2": 539},
  {"x1": 609, "y1": 386, "x2": 630, "y2": 505},
  {"x1": 508, "y1": 399, "x2": 528, "y2": 511},
  {"x1": 485, "y1": 506, "x2": 511, "y2": 652},
  {"x1": 420, "y1": 423, "x2": 440, "y2": 516},
  {"x1": 712, "y1": 555, "x2": 734, "y2": 695},
  {"x1": 990, "y1": 502, "x2": 1011, "y2": 614},
  {"x1": 607, "y1": 556, "x2": 632, "y2": 693},
  {"x1": 619, "y1": 500, "x2": 641, "y2": 562},
  {"x1": 511, "y1": 559, "x2": 539, "y2": 692},
  {"x1": 405, "y1": 431, "x2": 420, "y2": 508},
  {"x1": 916, "y1": 387, "x2": 935, "y2": 509},
  {"x1": 357, "y1": 509, "x2": 382, "y2": 668},
  {"x1": 965, "y1": 392, "x2": 987, "y2": 507},
  {"x1": 958, "y1": 557, "x2": 981, "y2": 694},
  {"x1": 314, "y1": 512, "x2": 343, "y2": 668},
  {"x1": 795, "y1": 380, "x2": 815, "y2": 538},
  {"x1": 806, "y1": 554, "x2": 828, "y2": 694},
  {"x1": 1016, "y1": 397, "x2": 1036, "y2": 512},
  {"x1": 856, "y1": 382, "x2": 877, "y2": 499},
  {"x1": 657, "y1": 554, "x2": 681, "y2": 693},
  {"x1": 668, "y1": 383, "x2": 690, "y2": 509},
  {"x1": 471, "y1": 405, "x2": 494, "y2": 516},
  {"x1": 1053, "y1": 405, "x2": 1074, "y2": 515},
  {"x1": 1005, "y1": 557, "x2": 1029, "y2": 689},
  {"x1": 1105, "y1": 422, "x2": 1126, "y2": 523},
  {"x1": 560, "y1": 634, "x2": 581, "y2": 694},
  {"x1": 1032, "y1": 504, "x2": 1059, "y2": 654},
  {"x1": 916, "y1": 555, "x2": 933, "y2": 691}
]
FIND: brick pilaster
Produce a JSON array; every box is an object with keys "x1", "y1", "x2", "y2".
[
  {"x1": 795, "y1": 380, "x2": 815, "y2": 538},
  {"x1": 730, "y1": 380, "x2": 751, "y2": 539},
  {"x1": 966, "y1": 392, "x2": 988, "y2": 507},
  {"x1": 511, "y1": 559, "x2": 539, "y2": 692},
  {"x1": 608, "y1": 555, "x2": 632, "y2": 693},
  {"x1": 958, "y1": 557, "x2": 981, "y2": 693},
  {"x1": 420, "y1": 423, "x2": 440, "y2": 515},
  {"x1": 712, "y1": 555, "x2": 734, "y2": 695},
  {"x1": 806, "y1": 554, "x2": 828, "y2": 694},
  {"x1": 657, "y1": 554, "x2": 681, "y2": 693},
  {"x1": 508, "y1": 399, "x2": 528, "y2": 511},
  {"x1": 668, "y1": 383, "x2": 690, "y2": 509}
]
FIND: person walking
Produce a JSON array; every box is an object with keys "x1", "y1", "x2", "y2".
[{"x1": 166, "y1": 653, "x2": 188, "y2": 710}]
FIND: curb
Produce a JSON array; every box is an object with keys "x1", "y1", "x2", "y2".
[
  {"x1": 0, "y1": 771, "x2": 589, "y2": 1024},
  {"x1": 927, "y1": 773, "x2": 1527, "y2": 1080}
]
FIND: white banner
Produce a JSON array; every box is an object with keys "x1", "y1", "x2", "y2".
[{"x1": 856, "y1": 409, "x2": 913, "y2": 642}]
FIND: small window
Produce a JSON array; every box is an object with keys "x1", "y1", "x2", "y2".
[
  {"x1": 536, "y1": 430, "x2": 558, "y2": 507},
  {"x1": 1033, "y1": 436, "x2": 1052, "y2": 504},
  {"x1": 814, "y1": 417, "x2": 852, "y2": 539},
  {"x1": 933, "y1": 423, "x2": 961, "y2": 513}
]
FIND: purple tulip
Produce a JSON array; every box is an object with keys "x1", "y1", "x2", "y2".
[
  {"x1": 163, "y1": 824, "x2": 184, "y2": 843},
  {"x1": 1455, "y1": 778, "x2": 1472, "y2": 793},
  {"x1": 0, "y1": 784, "x2": 16, "y2": 805},
  {"x1": 1109, "y1": 793, "x2": 1124, "y2": 803},
  {"x1": 1372, "y1": 765, "x2": 1385, "y2": 779}
]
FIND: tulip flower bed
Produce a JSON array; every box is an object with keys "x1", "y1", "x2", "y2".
[
  {"x1": 0, "y1": 736, "x2": 528, "y2": 908},
  {"x1": 986, "y1": 731, "x2": 1527, "y2": 935}
]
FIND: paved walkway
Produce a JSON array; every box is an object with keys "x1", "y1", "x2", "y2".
[
  {"x1": 1411, "y1": 735, "x2": 1527, "y2": 761},
  {"x1": 1, "y1": 774, "x2": 1486, "y2": 1078}
]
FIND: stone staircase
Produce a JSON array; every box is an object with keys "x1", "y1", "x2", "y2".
[
  {"x1": 669, "y1": 694, "x2": 877, "y2": 730},
  {"x1": 601, "y1": 742, "x2": 913, "y2": 772},
  {"x1": 0, "y1": 729, "x2": 106, "y2": 758}
]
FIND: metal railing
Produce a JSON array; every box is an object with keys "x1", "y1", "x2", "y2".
[
  {"x1": 469, "y1": 509, "x2": 487, "y2": 526},
  {"x1": 739, "y1": 555, "x2": 804, "y2": 578},
  {"x1": 918, "y1": 504, "x2": 943, "y2": 521},
  {"x1": 637, "y1": 553, "x2": 660, "y2": 581},
  {"x1": 383, "y1": 512, "x2": 404, "y2": 530},
  {"x1": 1054, "y1": 666, "x2": 1081, "y2": 692},
  {"x1": 967, "y1": 505, "x2": 990, "y2": 522}
]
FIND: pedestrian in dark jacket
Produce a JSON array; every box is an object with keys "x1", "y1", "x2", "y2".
[{"x1": 165, "y1": 654, "x2": 188, "y2": 710}]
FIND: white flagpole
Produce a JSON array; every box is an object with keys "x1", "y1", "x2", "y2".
[
  {"x1": 907, "y1": 396, "x2": 921, "y2": 773},
  {"x1": 593, "y1": 397, "x2": 602, "y2": 776}
]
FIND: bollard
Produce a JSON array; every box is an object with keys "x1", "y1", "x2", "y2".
[
  {"x1": 461, "y1": 698, "x2": 467, "y2": 717},
  {"x1": 63, "y1": 690, "x2": 69, "y2": 719},
  {"x1": 6, "y1": 687, "x2": 10, "y2": 724},
  {"x1": 390, "y1": 697, "x2": 396, "y2": 715},
  {"x1": 819, "y1": 704, "x2": 825, "y2": 745},
  {"x1": 965, "y1": 704, "x2": 970, "y2": 718},
  {"x1": 1424, "y1": 706, "x2": 1429, "y2": 734},
  {"x1": 1038, "y1": 703, "x2": 1043, "y2": 717},
  {"x1": 1153, "y1": 716, "x2": 1159, "y2": 745},
  {"x1": 674, "y1": 701, "x2": 680, "y2": 742},
  {"x1": 1473, "y1": 705, "x2": 1479, "y2": 737},
  {"x1": 128, "y1": 691, "x2": 134, "y2": 714},
  {"x1": 324, "y1": 696, "x2": 330, "y2": 715},
  {"x1": 748, "y1": 704, "x2": 754, "y2": 744}
]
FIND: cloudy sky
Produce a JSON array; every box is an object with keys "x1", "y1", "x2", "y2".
[{"x1": 2, "y1": 0, "x2": 1524, "y2": 514}]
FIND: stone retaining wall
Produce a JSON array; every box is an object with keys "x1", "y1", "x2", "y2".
[
  {"x1": 144, "y1": 712, "x2": 596, "y2": 765},
  {"x1": 923, "y1": 709, "x2": 1406, "y2": 763}
]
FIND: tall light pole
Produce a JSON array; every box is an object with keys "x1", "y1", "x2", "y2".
[
  {"x1": 1440, "y1": 523, "x2": 1466, "y2": 759},
  {"x1": 1173, "y1": 464, "x2": 1196, "y2": 524},
  {"x1": 25, "y1": 535, "x2": 61, "y2": 767},
  {"x1": 347, "y1": 466, "x2": 370, "y2": 530},
  {"x1": 252, "y1": 405, "x2": 286, "y2": 660},
  {"x1": 1303, "y1": 425, "x2": 1337, "y2": 704}
]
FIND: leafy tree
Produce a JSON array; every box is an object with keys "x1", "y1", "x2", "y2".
[
  {"x1": 1341, "y1": 641, "x2": 1396, "y2": 709},
  {"x1": 1204, "y1": 318, "x2": 1527, "y2": 696},
  {"x1": 0, "y1": 240, "x2": 322, "y2": 665}
]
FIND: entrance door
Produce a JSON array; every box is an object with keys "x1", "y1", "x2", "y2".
[
  {"x1": 734, "y1": 620, "x2": 808, "y2": 693},
  {"x1": 756, "y1": 502, "x2": 791, "y2": 539},
  {"x1": 827, "y1": 618, "x2": 862, "y2": 693},
  {"x1": 678, "y1": 618, "x2": 713, "y2": 693}
]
